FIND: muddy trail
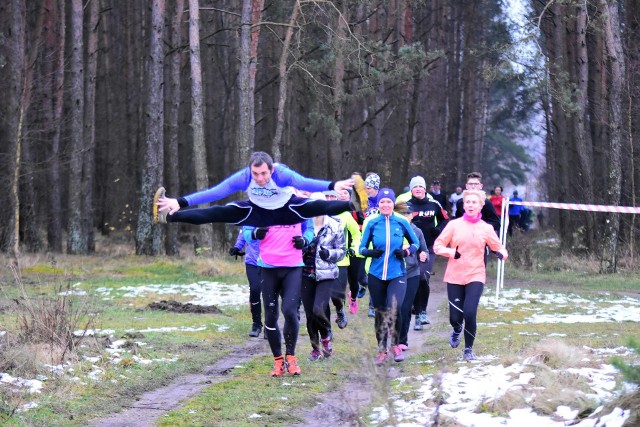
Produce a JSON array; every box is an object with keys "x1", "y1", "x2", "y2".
[
  {"x1": 91, "y1": 338, "x2": 269, "y2": 427},
  {"x1": 90, "y1": 268, "x2": 450, "y2": 427},
  {"x1": 290, "y1": 281, "x2": 449, "y2": 427}
]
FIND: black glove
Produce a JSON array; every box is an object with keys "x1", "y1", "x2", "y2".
[
  {"x1": 228, "y1": 247, "x2": 244, "y2": 257},
  {"x1": 292, "y1": 236, "x2": 306, "y2": 249},
  {"x1": 252, "y1": 227, "x2": 269, "y2": 240},
  {"x1": 393, "y1": 248, "x2": 408, "y2": 259},
  {"x1": 318, "y1": 247, "x2": 330, "y2": 261},
  {"x1": 454, "y1": 246, "x2": 461, "y2": 259},
  {"x1": 493, "y1": 251, "x2": 504, "y2": 260},
  {"x1": 362, "y1": 248, "x2": 383, "y2": 258},
  {"x1": 346, "y1": 248, "x2": 356, "y2": 258}
]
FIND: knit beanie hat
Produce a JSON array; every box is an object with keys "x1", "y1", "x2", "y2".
[
  {"x1": 364, "y1": 174, "x2": 381, "y2": 190},
  {"x1": 378, "y1": 188, "x2": 396, "y2": 203},
  {"x1": 409, "y1": 176, "x2": 426, "y2": 190}
]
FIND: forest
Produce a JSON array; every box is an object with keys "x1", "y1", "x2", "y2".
[{"x1": 1, "y1": 0, "x2": 638, "y2": 272}]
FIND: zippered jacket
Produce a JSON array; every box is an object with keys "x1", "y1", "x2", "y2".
[{"x1": 359, "y1": 213, "x2": 419, "y2": 281}]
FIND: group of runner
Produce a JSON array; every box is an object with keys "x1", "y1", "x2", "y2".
[{"x1": 153, "y1": 152, "x2": 508, "y2": 375}]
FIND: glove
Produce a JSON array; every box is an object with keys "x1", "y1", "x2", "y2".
[
  {"x1": 252, "y1": 227, "x2": 269, "y2": 240},
  {"x1": 393, "y1": 248, "x2": 408, "y2": 259},
  {"x1": 454, "y1": 246, "x2": 461, "y2": 259},
  {"x1": 362, "y1": 248, "x2": 383, "y2": 258},
  {"x1": 319, "y1": 247, "x2": 330, "y2": 261},
  {"x1": 494, "y1": 251, "x2": 504, "y2": 260},
  {"x1": 292, "y1": 236, "x2": 306, "y2": 249},
  {"x1": 228, "y1": 247, "x2": 245, "y2": 257},
  {"x1": 346, "y1": 248, "x2": 356, "y2": 258}
]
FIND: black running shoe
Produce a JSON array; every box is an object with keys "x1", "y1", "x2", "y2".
[{"x1": 249, "y1": 324, "x2": 262, "y2": 337}]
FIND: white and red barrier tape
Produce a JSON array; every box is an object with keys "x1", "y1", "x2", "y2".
[{"x1": 509, "y1": 200, "x2": 640, "y2": 214}]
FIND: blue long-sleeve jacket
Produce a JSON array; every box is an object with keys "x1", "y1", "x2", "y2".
[
  {"x1": 232, "y1": 227, "x2": 260, "y2": 266},
  {"x1": 183, "y1": 163, "x2": 331, "y2": 209},
  {"x1": 359, "y1": 214, "x2": 419, "y2": 280}
]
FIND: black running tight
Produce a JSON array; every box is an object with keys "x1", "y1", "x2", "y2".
[
  {"x1": 261, "y1": 267, "x2": 302, "y2": 357},
  {"x1": 447, "y1": 281, "x2": 484, "y2": 349}
]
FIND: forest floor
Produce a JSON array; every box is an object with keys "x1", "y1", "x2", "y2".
[
  {"x1": 90, "y1": 276, "x2": 449, "y2": 427},
  {"x1": 1, "y1": 248, "x2": 638, "y2": 427}
]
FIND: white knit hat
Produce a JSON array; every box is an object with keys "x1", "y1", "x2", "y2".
[{"x1": 409, "y1": 176, "x2": 426, "y2": 190}]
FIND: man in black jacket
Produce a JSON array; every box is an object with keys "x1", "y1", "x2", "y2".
[
  {"x1": 454, "y1": 171, "x2": 501, "y2": 235},
  {"x1": 408, "y1": 176, "x2": 449, "y2": 329}
]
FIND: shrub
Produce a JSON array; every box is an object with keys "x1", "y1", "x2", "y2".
[{"x1": 610, "y1": 337, "x2": 640, "y2": 385}]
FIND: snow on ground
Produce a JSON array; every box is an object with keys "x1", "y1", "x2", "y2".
[
  {"x1": 2, "y1": 283, "x2": 250, "y2": 398},
  {"x1": 370, "y1": 354, "x2": 634, "y2": 427},
  {"x1": 483, "y1": 288, "x2": 640, "y2": 323},
  {"x1": 369, "y1": 289, "x2": 639, "y2": 426},
  {"x1": 94, "y1": 281, "x2": 250, "y2": 306}
]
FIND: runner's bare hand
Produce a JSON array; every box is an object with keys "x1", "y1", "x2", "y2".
[
  {"x1": 156, "y1": 196, "x2": 180, "y2": 215},
  {"x1": 333, "y1": 178, "x2": 354, "y2": 191}
]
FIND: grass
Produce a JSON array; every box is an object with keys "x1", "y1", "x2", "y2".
[{"x1": 0, "y1": 240, "x2": 638, "y2": 426}]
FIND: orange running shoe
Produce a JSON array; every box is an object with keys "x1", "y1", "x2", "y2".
[
  {"x1": 270, "y1": 356, "x2": 285, "y2": 377},
  {"x1": 285, "y1": 354, "x2": 301, "y2": 375}
]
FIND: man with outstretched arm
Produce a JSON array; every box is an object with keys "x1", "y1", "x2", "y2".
[{"x1": 153, "y1": 152, "x2": 367, "y2": 227}]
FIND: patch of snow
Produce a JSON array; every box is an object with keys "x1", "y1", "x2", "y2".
[
  {"x1": 0, "y1": 374, "x2": 43, "y2": 394},
  {"x1": 369, "y1": 349, "x2": 633, "y2": 427},
  {"x1": 94, "y1": 281, "x2": 250, "y2": 306},
  {"x1": 483, "y1": 289, "x2": 640, "y2": 324}
]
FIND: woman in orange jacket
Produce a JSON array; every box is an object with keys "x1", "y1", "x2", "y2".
[{"x1": 434, "y1": 189, "x2": 508, "y2": 361}]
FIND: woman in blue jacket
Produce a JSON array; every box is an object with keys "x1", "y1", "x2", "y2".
[{"x1": 359, "y1": 188, "x2": 419, "y2": 364}]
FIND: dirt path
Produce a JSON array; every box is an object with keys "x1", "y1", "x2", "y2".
[
  {"x1": 91, "y1": 338, "x2": 269, "y2": 427},
  {"x1": 91, "y1": 266, "x2": 451, "y2": 427},
  {"x1": 290, "y1": 276, "x2": 449, "y2": 427}
]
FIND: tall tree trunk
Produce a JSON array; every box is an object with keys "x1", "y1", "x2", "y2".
[
  {"x1": 164, "y1": 0, "x2": 185, "y2": 256},
  {"x1": 3, "y1": 0, "x2": 27, "y2": 263},
  {"x1": 97, "y1": 0, "x2": 113, "y2": 237},
  {"x1": 44, "y1": 0, "x2": 65, "y2": 253},
  {"x1": 83, "y1": 0, "x2": 100, "y2": 253},
  {"x1": 599, "y1": 0, "x2": 625, "y2": 273},
  {"x1": 67, "y1": 0, "x2": 87, "y2": 254},
  {"x1": 572, "y1": 3, "x2": 596, "y2": 250},
  {"x1": 188, "y1": 0, "x2": 213, "y2": 254},
  {"x1": 272, "y1": 1, "x2": 299, "y2": 161},
  {"x1": 19, "y1": 1, "x2": 47, "y2": 253},
  {"x1": 237, "y1": 0, "x2": 263, "y2": 164},
  {"x1": 327, "y1": 1, "x2": 348, "y2": 179},
  {"x1": 448, "y1": 3, "x2": 463, "y2": 180},
  {"x1": 624, "y1": 0, "x2": 640, "y2": 257},
  {"x1": 135, "y1": 0, "x2": 165, "y2": 255}
]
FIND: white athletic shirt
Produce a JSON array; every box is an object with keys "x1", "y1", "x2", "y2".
[{"x1": 247, "y1": 178, "x2": 294, "y2": 210}]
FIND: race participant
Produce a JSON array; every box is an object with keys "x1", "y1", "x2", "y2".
[
  {"x1": 229, "y1": 228, "x2": 264, "y2": 338},
  {"x1": 434, "y1": 189, "x2": 508, "y2": 361},
  {"x1": 323, "y1": 190, "x2": 361, "y2": 324},
  {"x1": 406, "y1": 176, "x2": 449, "y2": 329},
  {"x1": 453, "y1": 172, "x2": 500, "y2": 234},
  {"x1": 394, "y1": 202, "x2": 428, "y2": 352},
  {"x1": 153, "y1": 151, "x2": 367, "y2": 227},
  {"x1": 245, "y1": 222, "x2": 314, "y2": 376},
  {"x1": 300, "y1": 193, "x2": 346, "y2": 360},
  {"x1": 333, "y1": 189, "x2": 364, "y2": 315},
  {"x1": 359, "y1": 188, "x2": 419, "y2": 364}
]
